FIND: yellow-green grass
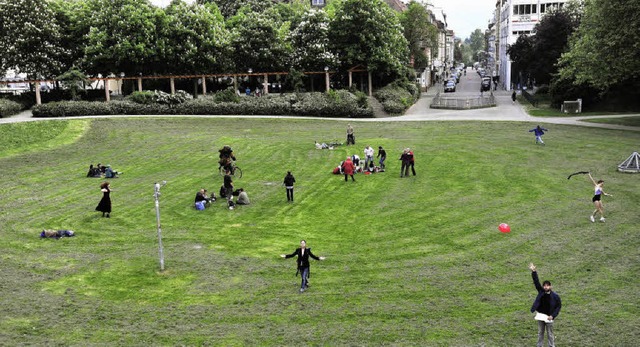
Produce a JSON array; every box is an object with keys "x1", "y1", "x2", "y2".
[{"x1": 0, "y1": 118, "x2": 638, "y2": 345}]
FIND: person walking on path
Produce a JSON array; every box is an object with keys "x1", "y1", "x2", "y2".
[
  {"x1": 281, "y1": 240, "x2": 325, "y2": 293},
  {"x1": 341, "y1": 156, "x2": 355, "y2": 182},
  {"x1": 346, "y1": 124, "x2": 355, "y2": 145},
  {"x1": 364, "y1": 145, "x2": 374, "y2": 169},
  {"x1": 529, "y1": 125, "x2": 548, "y2": 145},
  {"x1": 512, "y1": 90, "x2": 517, "y2": 104},
  {"x1": 588, "y1": 172, "x2": 612, "y2": 223},
  {"x1": 283, "y1": 171, "x2": 296, "y2": 202},
  {"x1": 95, "y1": 181, "x2": 112, "y2": 218},
  {"x1": 529, "y1": 263, "x2": 561, "y2": 347},
  {"x1": 377, "y1": 146, "x2": 387, "y2": 169}
]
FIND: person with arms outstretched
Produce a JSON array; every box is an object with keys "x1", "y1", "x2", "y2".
[
  {"x1": 281, "y1": 240, "x2": 325, "y2": 293},
  {"x1": 529, "y1": 263, "x2": 561, "y2": 347},
  {"x1": 588, "y1": 172, "x2": 611, "y2": 222}
]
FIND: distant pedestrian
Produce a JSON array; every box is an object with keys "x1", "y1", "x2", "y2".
[
  {"x1": 346, "y1": 124, "x2": 355, "y2": 145},
  {"x1": 283, "y1": 171, "x2": 296, "y2": 202},
  {"x1": 377, "y1": 146, "x2": 387, "y2": 169},
  {"x1": 529, "y1": 263, "x2": 561, "y2": 347},
  {"x1": 223, "y1": 173, "x2": 234, "y2": 208},
  {"x1": 529, "y1": 125, "x2": 548, "y2": 145},
  {"x1": 95, "y1": 181, "x2": 112, "y2": 218},
  {"x1": 280, "y1": 240, "x2": 325, "y2": 293},
  {"x1": 341, "y1": 156, "x2": 355, "y2": 182},
  {"x1": 512, "y1": 90, "x2": 517, "y2": 104}
]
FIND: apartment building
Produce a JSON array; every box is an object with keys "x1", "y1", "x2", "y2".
[{"x1": 493, "y1": 0, "x2": 567, "y2": 90}]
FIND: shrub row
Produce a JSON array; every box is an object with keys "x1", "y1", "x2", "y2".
[
  {"x1": 32, "y1": 91, "x2": 373, "y2": 118},
  {"x1": 374, "y1": 80, "x2": 421, "y2": 114},
  {"x1": 0, "y1": 99, "x2": 24, "y2": 118}
]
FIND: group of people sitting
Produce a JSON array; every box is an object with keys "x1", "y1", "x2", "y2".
[
  {"x1": 87, "y1": 163, "x2": 121, "y2": 178},
  {"x1": 194, "y1": 187, "x2": 250, "y2": 210},
  {"x1": 332, "y1": 154, "x2": 384, "y2": 175}
]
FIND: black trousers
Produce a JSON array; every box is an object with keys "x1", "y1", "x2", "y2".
[{"x1": 286, "y1": 187, "x2": 294, "y2": 201}]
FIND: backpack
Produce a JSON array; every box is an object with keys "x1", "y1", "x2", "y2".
[{"x1": 195, "y1": 201, "x2": 205, "y2": 210}]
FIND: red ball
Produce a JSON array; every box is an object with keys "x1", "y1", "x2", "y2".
[{"x1": 499, "y1": 223, "x2": 511, "y2": 233}]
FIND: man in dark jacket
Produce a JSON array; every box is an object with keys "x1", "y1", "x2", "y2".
[
  {"x1": 529, "y1": 263, "x2": 562, "y2": 347},
  {"x1": 281, "y1": 240, "x2": 325, "y2": 293}
]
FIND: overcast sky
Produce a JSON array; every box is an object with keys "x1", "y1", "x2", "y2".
[
  {"x1": 149, "y1": 0, "x2": 495, "y2": 40},
  {"x1": 429, "y1": 0, "x2": 496, "y2": 40}
]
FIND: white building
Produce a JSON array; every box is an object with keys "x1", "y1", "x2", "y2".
[{"x1": 496, "y1": 0, "x2": 567, "y2": 90}]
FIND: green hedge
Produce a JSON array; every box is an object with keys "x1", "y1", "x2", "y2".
[
  {"x1": 32, "y1": 91, "x2": 373, "y2": 118},
  {"x1": 0, "y1": 99, "x2": 24, "y2": 118},
  {"x1": 374, "y1": 80, "x2": 420, "y2": 114}
]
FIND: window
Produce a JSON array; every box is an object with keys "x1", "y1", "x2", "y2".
[{"x1": 311, "y1": 0, "x2": 325, "y2": 6}]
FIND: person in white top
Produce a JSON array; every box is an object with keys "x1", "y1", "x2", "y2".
[
  {"x1": 588, "y1": 172, "x2": 611, "y2": 222},
  {"x1": 364, "y1": 145, "x2": 374, "y2": 169}
]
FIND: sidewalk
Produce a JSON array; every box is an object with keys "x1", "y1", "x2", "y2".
[{"x1": 1, "y1": 98, "x2": 639, "y2": 132}]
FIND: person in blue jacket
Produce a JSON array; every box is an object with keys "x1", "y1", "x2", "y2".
[
  {"x1": 529, "y1": 263, "x2": 562, "y2": 347},
  {"x1": 529, "y1": 125, "x2": 548, "y2": 145}
]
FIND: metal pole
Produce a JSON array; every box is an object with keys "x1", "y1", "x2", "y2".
[{"x1": 154, "y1": 182, "x2": 166, "y2": 271}]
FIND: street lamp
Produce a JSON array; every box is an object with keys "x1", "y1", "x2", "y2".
[{"x1": 154, "y1": 181, "x2": 167, "y2": 271}]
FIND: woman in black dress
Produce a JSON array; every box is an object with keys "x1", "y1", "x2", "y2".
[{"x1": 95, "y1": 181, "x2": 112, "y2": 218}]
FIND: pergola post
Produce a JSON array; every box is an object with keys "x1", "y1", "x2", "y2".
[
  {"x1": 35, "y1": 81, "x2": 42, "y2": 105},
  {"x1": 170, "y1": 78, "x2": 175, "y2": 94},
  {"x1": 201, "y1": 76, "x2": 207, "y2": 95},
  {"x1": 368, "y1": 71, "x2": 373, "y2": 96},
  {"x1": 104, "y1": 79, "x2": 110, "y2": 102},
  {"x1": 137, "y1": 77, "x2": 142, "y2": 92},
  {"x1": 325, "y1": 71, "x2": 330, "y2": 91},
  {"x1": 348, "y1": 71, "x2": 353, "y2": 88},
  {"x1": 233, "y1": 75, "x2": 238, "y2": 93},
  {"x1": 263, "y1": 74, "x2": 268, "y2": 95}
]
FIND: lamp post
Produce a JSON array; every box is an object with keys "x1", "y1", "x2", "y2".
[
  {"x1": 324, "y1": 66, "x2": 330, "y2": 91},
  {"x1": 154, "y1": 181, "x2": 167, "y2": 271}
]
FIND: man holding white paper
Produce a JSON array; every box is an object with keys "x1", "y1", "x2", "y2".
[{"x1": 529, "y1": 263, "x2": 562, "y2": 347}]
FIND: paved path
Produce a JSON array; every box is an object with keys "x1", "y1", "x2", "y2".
[{"x1": 2, "y1": 88, "x2": 639, "y2": 131}]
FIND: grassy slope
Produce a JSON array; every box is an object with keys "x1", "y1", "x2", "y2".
[{"x1": 0, "y1": 118, "x2": 638, "y2": 346}]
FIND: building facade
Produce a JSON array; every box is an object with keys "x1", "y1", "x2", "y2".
[{"x1": 495, "y1": 0, "x2": 567, "y2": 90}]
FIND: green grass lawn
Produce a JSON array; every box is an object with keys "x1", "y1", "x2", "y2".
[
  {"x1": 1, "y1": 118, "x2": 639, "y2": 346},
  {"x1": 582, "y1": 116, "x2": 640, "y2": 127}
]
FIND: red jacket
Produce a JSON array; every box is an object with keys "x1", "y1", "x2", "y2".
[{"x1": 342, "y1": 158, "x2": 355, "y2": 175}]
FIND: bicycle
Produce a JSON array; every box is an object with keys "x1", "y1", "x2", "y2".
[{"x1": 218, "y1": 163, "x2": 243, "y2": 179}]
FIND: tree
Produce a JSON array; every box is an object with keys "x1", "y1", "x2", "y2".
[
  {"x1": 400, "y1": 1, "x2": 438, "y2": 70},
  {"x1": 529, "y1": 9, "x2": 578, "y2": 85},
  {"x1": 160, "y1": 0, "x2": 232, "y2": 74},
  {"x1": 290, "y1": 9, "x2": 336, "y2": 71},
  {"x1": 80, "y1": 0, "x2": 161, "y2": 76},
  {"x1": 506, "y1": 34, "x2": 534, "y2": 87},
  {"x1": 467, "y1": 28, "x2": 485, "y2": 62},
  {"x1": 227, "y1": 8, "x2": 292, "y2": 72},
  {"x1": 57, "y1": 69, "x2": 90, "y2": 100},
  {"x1": 328, "y1": 0, "x2": 409, "y2": 79},
  {"x1": 0, "y1": 0, "x2": 70, "y2": 79},
  {"x1": 557, "y1": 0, "x2": 640, "y2": 91},
  {"x1": 196, "y1": 0, "x2": 273, "y2": 18}
]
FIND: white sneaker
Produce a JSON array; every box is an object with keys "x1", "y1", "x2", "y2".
[
  {"x1": 600, "y1": 217, "x2": 605, "y2": 223},
  {"x1": 590, "y1": 215, "x2": 595, "y2": 223}
]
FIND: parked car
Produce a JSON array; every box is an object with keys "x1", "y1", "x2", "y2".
[{"x1": 444, "y1": 81, "x2": 456, "y2": 93}]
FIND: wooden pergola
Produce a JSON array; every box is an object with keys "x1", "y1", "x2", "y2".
[
  {"x1": 348, "y1": 65, "x2": 372, "y2": 96},
  {"x1": 16, "y1": 69, "x2": 336, "y2": 105}
]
